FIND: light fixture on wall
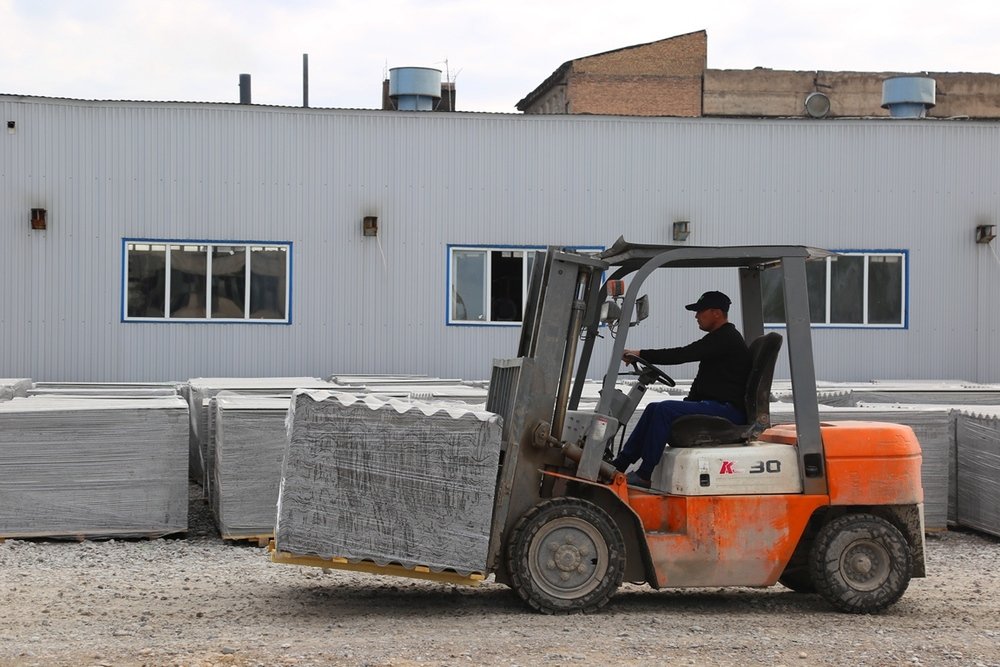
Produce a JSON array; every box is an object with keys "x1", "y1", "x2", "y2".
[
  {"x1": 975, "y1": 224, "x2": 996, "y2": 244},
  {"x1": 30, "y1": 208, "x2": 46, "y2": 231},
  {"x1": 362, "y1": 216, "x2": 379, "y2": 237},
  {"x1": 672, "y1": 220, "x2": 690, "y2": 242}
]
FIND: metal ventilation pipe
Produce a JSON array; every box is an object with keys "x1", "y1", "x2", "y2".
[
  {"x1": 239, "y1": 73, "x2": 252, "y2": 105},
  {"x1": 881, "y1": 76, "x2": 936, "y2": 118}
]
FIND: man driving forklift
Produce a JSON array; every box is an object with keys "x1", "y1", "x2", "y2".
[{"x1": 612, "y1": 290, "x2": 752, "y2": 487}]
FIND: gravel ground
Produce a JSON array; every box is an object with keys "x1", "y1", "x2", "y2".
[{"x1": 1, "y1": 487, "x2": 999, "y2": 667}]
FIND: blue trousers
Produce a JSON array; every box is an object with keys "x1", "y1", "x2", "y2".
[{"x1": 618, "y1": 400, "x2": 746, "y2": 479}]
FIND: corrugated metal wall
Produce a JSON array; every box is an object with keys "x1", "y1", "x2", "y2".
[{"x1": 1, "y1": 96, "x2": 998, "y2": 383}]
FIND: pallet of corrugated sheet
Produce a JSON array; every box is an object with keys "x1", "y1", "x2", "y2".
[
  {"x1": 274, "y1": 390, "x2": 502, "y2": 576},
  {"x1": 186, "y1": 377, "x2": 340, "y2": 492},
  {"x1": 0, "y1": 396, "x2": 188, "y2": 539},
  {"x1": 954, "y1": 408, "x2": 1000, "y2": 538},
  {"x1": 211, "y1": 395, "x2": 292, "y2": 539},
  {"x1": 268, "y1": 543, "x2": 486, "y2": 586}
]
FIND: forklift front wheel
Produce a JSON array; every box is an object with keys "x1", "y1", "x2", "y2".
[
  {"x1": 506, "y1": 497, "x2": 625, "y2": 614},
  {"x1": 810, "y1": 513, "x2": 912, "y2": 614}
]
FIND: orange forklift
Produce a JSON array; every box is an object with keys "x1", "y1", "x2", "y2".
[{"x1": 485, "y1": 238, "x2": 925, "y2": 614}]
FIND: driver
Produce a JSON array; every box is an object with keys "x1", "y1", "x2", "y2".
[{"x1": 611, "y1": 291, "x2": 752, "y2": 488}]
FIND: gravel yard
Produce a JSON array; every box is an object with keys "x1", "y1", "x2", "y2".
[{"x1": 1, "y1": 487, "x2": 999, "y2": 667}]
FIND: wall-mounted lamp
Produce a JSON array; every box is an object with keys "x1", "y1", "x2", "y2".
[
  {"x1": 975, "y1": 224, "x2": 996, "y2": 244},
  {"x1": 30, "y1": 208, "x2": 47, "y2": 231},
  {"x1": 362, "y1": 216, "x2": 379, "y2": 237},
  {"x1": 6, "y1": 120, "x2": 15, "y2": 134},
  {"x1": 672, "y1": 220, "x2": 690, "y2": 242}
]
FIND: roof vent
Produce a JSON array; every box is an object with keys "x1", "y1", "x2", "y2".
[
  {"x1": 881, "y1": 76, "x2": 936, "y2": 118},
  {"x1": 388, "y1": 67, "x2": 442, "y2": 111},
  {"x1": 804, "y1": 92, "x2": 831, "y2": 118}
]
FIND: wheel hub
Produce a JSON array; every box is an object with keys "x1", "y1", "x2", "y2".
[
  {"x1": 528, "y1": 518, "x2": 607, "y2": 599},
  {"x1": 841, "y1": 539, "x2": 890, "y2": 591}
]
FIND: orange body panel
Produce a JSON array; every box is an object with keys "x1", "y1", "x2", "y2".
[
  {"x1": 763, "y1": 421, "x2": 924, "y2": 506},
  {"x1": 631, "y1": 493, "x2": 829, "y2": 587}
]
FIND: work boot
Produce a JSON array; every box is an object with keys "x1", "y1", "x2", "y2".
[
  {"x1": 611, "y1": 456, "x2": 630, "y2": 473},
  {"x1": 625, "y1": 472, "x2": 651, "y2": 488}
]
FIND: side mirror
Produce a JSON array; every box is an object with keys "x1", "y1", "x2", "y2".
[{"x1": 633, "y1": 295, "x2": 649, "y2": 324}]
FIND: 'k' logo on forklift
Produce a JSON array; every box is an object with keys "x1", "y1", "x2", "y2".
[{"x1": 719, "y1": 461, "x2": 735, "y2": 474}]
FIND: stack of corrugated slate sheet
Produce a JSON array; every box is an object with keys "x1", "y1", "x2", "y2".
[
  {"x1": 211, "y1": 394, "x2": 291, "y2": 540},
  {"x1": 0, "y1": 396, "x2": 188, "y2": 539},
  {"x1": 275, "y1": 390, "x2": 502, "y2": 575},
  {"x1": 0, "y1": 379, "x2": 32, "y2": 401},
  {"x1": 954, "y1": 407, "x2": 1000, "y2": 538},
  {"x1": 186, "y1": 377, "x2": 340, "y2": 492}
]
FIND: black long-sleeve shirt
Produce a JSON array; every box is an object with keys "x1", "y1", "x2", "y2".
[{"x1": 640, "y1": 322, "x2": 752, "y2": 410}]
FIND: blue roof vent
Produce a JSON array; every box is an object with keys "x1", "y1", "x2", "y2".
[
  {"x1": 388, "y1": 67, "x2": 442, "y2": 111},
  {"x1": 881, "y1": 76, "x2": 936, "y2": 118}
]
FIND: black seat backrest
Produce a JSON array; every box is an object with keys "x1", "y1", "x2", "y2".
[
  {"x1": 668, "y1": 332, "x2": 784, "y2": 448},
  {"x1": 742, "y1": 332, "x2": 783, "y2": 436}
]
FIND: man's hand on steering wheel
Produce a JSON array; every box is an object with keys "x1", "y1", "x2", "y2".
[{"x1": 621, "y1": 351, "x2": 676, "y2": 387}]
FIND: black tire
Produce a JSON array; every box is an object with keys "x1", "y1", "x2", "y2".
[
  {"x1": 506, "y1": 497, "x2": 625, "y2": 614},
  {"x1": 809, "y1": 513, "x2": 912, "y2": 613},
  {"x1": 778, "y1": 566, "x2": 815, "y2": 594}
]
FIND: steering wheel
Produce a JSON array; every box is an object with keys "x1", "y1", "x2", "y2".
[{"x1": 623, "y1": 354, "x2": 676, "y2": 387}]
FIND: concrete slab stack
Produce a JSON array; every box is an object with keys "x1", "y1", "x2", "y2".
[
  {"x1": 0, "y1": 379, "x2": 32, "y2": 401},
  {"x1": 211, "y1": 395, "x2": 291, "y2": 540},
  {"x1": 275, "y1": 391, "x2": 502, "y2": 575},
  {"x1": 954, "y1": 408, "x2": 1000, "y2": 538},
  {"x1": 0, "y1": 396, "x2": 188, "y2": 539}
]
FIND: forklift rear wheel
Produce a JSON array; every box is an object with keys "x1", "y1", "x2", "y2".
[
  {"x1": 810, "y1": 513, "x2": 912, "y2": 613},
  {"x1": 506, "y1": 498, "x2": 625, "y2": 614}
]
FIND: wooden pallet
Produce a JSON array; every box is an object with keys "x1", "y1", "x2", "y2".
[
  {"x1": 221, "y1": 532, "x2": 273, "y2": 547},
  {"x1": 268, "y1": 542, "x2": 486, "y2": 586}
]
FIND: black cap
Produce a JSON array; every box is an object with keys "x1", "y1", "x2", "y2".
[{"x1": 685, "y1": 291, "x2": 731, "y2": 313}]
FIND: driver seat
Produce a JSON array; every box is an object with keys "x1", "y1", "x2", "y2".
[{"x1": 670, "y1": 332, "x2": 783, "y2": 448}]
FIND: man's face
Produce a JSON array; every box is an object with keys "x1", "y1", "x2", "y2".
[{"x1": 695, "y1": 308, "x2": 725, "y2": 332}]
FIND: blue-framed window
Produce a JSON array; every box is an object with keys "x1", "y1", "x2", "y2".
[
  {"x1": 123, "y1": 239, "x2": 291, "y2": 323},
  {"x1": 447, "y1": 245, "x2": 601, "y2": 326},
  {"x1": 762, "y1": 250, "x2": 908, "y2": 328}
]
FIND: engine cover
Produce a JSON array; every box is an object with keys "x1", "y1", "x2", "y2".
[{"x1": 654, "y1": 442, "x2": 802, "y2": 495}]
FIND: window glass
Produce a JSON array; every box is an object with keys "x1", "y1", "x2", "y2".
[
  {"x1": 126, "y1": 243, "x2": 166, "y2": 318},
  {"x1": 250, "y1": 246, "x2": 287, "y2": 320},
  {"x1": 211, "y1": 246, "x2": 246, "y2": 318},
  {"x1": 868, "y1": 255, "x2": 903, "y2": 324},
  {"x1": 490, "y1": 251, "x2": 524, "y2": 322},
  {"x1": 829, "y1": 255, "x2": 864, "y2": 324},
  {"x1": 806, "y1": 259, "x2": 827, "y2": 323},
  {"x1": 761, "y1": 266, "x2": 785, "y2": 323},
  {"x1": 452, "y1": 250, "x2": 486, "y2": 321},
  {"x1": 170, "y1": 245, "x2": 208, "y2": 318},
  {"x1": 124, "y1": 240, "x2": 290, "y2": 323}
]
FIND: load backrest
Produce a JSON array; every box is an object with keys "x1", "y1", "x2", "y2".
[{"x1": 743, "y1": 332, "x2": 783, "y2": 436}]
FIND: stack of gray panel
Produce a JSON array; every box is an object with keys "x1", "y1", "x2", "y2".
[
  {"x1": 0, "y1": 396, "x2": 188, "y2": 538},
  {"x1": 276, "y1": 390, "x2": 502, "y2": 575},
  {"x1": 186, "y1": 377, "x2": 340, "y2": 490},
  {"x1": 0, "y1": 379, "x2": 32, "y2": 402},
  {"x1": 954, "y1": 408, "x2": 1000, "y2": 538},
  {"x1": 770, "y1": 402, "x2": 954, "y2": 530},
  {"x1": 212, "y1": 395, "x2": 291, "y2": 539}
]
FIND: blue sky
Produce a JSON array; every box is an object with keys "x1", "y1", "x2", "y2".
[{"x1": 2, "y1": 0, "x2": 998, "y2": 112}]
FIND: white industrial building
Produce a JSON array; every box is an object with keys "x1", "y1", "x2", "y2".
[{"x1": 2, "y1": 92, "x2": 998, "y2": 383}]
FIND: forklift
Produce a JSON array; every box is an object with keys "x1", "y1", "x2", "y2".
[{"x1": 485, "y1": 238, "x2": 925, "y2": 614}]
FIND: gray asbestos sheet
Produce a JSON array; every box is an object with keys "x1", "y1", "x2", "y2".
[
  {"x1": 955, "y1": 412, "x2": 1000, "y2": 537},
  {"x1": 0, "y1": 379, "x2": 32, "y2": 401},
  {"x1": 0, "y1": 396, "x2": 188, "y2": 538},
  {"x1": 275, "y1": 390, "x2": 502, "y2": 575},
  {"x1": 212, "y1": 395, "x2": 291, "y2": 538},
  {"x1": 186, "y1": 377, "x2": 340, "y2": 488}
]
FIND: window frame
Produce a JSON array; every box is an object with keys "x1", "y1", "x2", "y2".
[
  {"x1": 121, "y1": 238, "x2": 293, "y2": 324},
  {"x1": 764, "y1": 249, "x2": 908, "y2": 330},
  {"x1": 446, "y1": 244, "x2": 602, "y2": 327}
]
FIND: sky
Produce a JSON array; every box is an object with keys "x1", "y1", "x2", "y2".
[{"x1": 2, "y1": 0, "x2": 999, "y2": 113}]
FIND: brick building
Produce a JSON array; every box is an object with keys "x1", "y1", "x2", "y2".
[{"x1": 517, "y1": 30, "x2": 1000, "y2": 119}]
